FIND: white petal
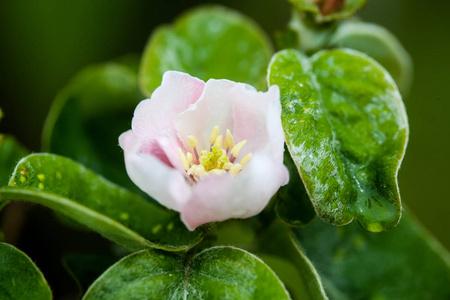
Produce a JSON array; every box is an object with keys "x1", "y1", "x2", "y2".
[
  {"x1": 181, "y1": 152, "x2": 289, "y2": 230},
  {"x1": 119, "y1": 130, "x2": 191, "y2": 212}
]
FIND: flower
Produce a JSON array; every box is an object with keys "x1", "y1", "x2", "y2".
[{"x1": 119, "y1": 71, "x2": 289, "y2": 230}]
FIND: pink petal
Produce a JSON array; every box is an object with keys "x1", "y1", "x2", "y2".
[
  {"x1": 175, "y1": 79, "x2": 236, "y2": 151},
  {"x1": 119, "y1": 130, "x2": 191, "y2": 212},
  {"x1": 131, "y1": 71, "x2": 205, "y2": 171},
  {"x1": 181, "y1": 153, "x2": 289, "y2": 230}
]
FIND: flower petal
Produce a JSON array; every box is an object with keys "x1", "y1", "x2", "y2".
[
  {"x1": 119, "y1": 130, "x2": 191, "y2": 211},
  {"x1": 131, "y1": 71, "x2": 205, "y2": 171},
  {"x1": 181, "y1": 153, "x2": 289, "y2": 230}
]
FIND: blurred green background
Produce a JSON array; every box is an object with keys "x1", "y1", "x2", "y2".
[{"x1": 0, "y1": 0, "x2": 449, "y2": 297}]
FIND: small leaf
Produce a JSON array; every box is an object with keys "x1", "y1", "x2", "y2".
[
  {"x1": 0, "y1": 135, "x2": 28, "y2": 187},
  {"x1": 295, "y1": 210, "x2": 450, "y2": 299},
  {"x1": 139, "y1": 6, "x2": 273, "y2": 96},
  {"x1": 42, "y1": 59, "x2": 144, "y2": 193},
  {"x1": 84, "y1": 246, "x2": 290, "y2": 300},
  {"x1": 268, "y1": 49, "x2": 408, "y2": 232},
  {"x1": 289, "y1": 0, "x2": 367, "y2": 23},
  {"x1": 0, "y1": 154, "x2": 204, "y2": 252},
  {"x1": 0, "y1": 243, "x2": 52, "y2": 300},
  {"x1": 329, "y1": 21, "x2": 413, "y2": 95},
  {"x1": 275, "y1": 149, "x2": 316, "y2": 227}
]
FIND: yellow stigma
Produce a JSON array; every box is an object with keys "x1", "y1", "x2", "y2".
[{"x1": 178, "y1": 126, "x2": 252, "y2": 183}]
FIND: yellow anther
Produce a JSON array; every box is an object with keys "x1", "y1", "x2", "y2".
[
  {"x1": 222, "y1": 162, "x2": 233, "y2": 170},
  {"x1": 224, "y1": 129, "x2": 235, "y2": 149},
  {"x1": 188, "y1": 135, "x2": 198, "y2": 148},
  {"x1": 240, "y1": 153, "x2": 252, "y2": 167},
  {"x1": 209, "y1": 126, "x2": 220, "y2": 143},
  {"x1": 208, "y1": 169, "x2": 226, "y2": 176},
  {"x1": 200, "y1": 150, "x2": 208, "y2": 157},
  {"x1": 230, "y1": 163, "x2": 243, "y2": 176},
  {"x1": 231, "y1": 140, "x2": 247, "y2": 158},
  {"x1": 178, "y1": 148, "x2": 190, "y2": 170},
  {"x1": 214, "y1": 135, "x2": 223, "y2": 149},
  {"x1": 186, "y1": 152, "x2": 193, "y2": 166}
]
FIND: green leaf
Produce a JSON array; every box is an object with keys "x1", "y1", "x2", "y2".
[
  {"x1": 268, "y1": 49, "x2": 408, "y2": 232},
  {"x1": 0, "y1": 154, "x2": 204, "y2": 252},
  {"x1": 139, "y1": 6, "x2": 273, "y2": 96},
  {"x1": 329, "y1": 21, "x2": 413, "y2": 96},
  {"x1": 257, "y1": 221, "x2": 328, "y2": 300},
  {"x1": 0, "y1": 135, "x2": 28, "y2": 187},
  {"x1": 289, "y1": 0, "x2": 367, "y2": 23},
  {"x1": 42, "y1": 59, "x2": 144, "y2": 194},
  {"x1": 0, "y1": 243, "x2": 52, "y2": 300},
  {"x1": 63, "y1": 254, "x2": 118, "y2": 296},
  {"x1": 295, "y1": 211, "x2": 450, "y2": 299},
  {"x1": 83, "y1": 246, "x2": 290, "y2": 300},
  {"x1": 275, "y1": 149, "x2": 316, "y2": 227}
]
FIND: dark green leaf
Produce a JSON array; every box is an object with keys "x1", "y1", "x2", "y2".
[
  {"x1": 42, "y1": 59, "x2": 144, "y2": 194},
  {"x1": 83, "y1": 246, "x2": 290, "y2": 299},
  {"x1": 289, "y1": 0, "x2": 367, "y2": 23},
  {"x1": 257, "y1": 221, "x2": 328, "y2": 300},
  {"x1": 295, "y1": 211, "x2": 450, "y2": 299},
  {"x1": 63, "y1": 254, "x2": 118, "y2": 296},
  {"x1": 329, "y1": 21, "x2": 413, "y2": 95},
  {"x1": 0, "y1": 243, "x2": 52, "y2": 300},
  {"x1": 268, "y1": 49, "x2": 408, "y2": 232},
  {"x1": 139, "y1": 6, "x2": 273, "y2": 96},
  {"x1": 275, "y1": 149, "x2": 316, "y2": 227},
  {"x1": 0, "y1": 135, "x2": 28, "y2": 187},
  {"x1": 0, "y1": 154, "x2": 204, "y2": 252}
]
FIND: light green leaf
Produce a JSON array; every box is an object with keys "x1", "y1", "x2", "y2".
[
  {"x1": 42, "y1": 59, "x2": 144, "y2": 194},
  {"x1": 0, "y1": 243, "x2": 52, "y2": 300},
  {"x1": 329, "y1": 21, "x2": 413, "y2": 95},
  {"x1": 289, "y1": 0, "x2": 367, "y2": 23},
  {"x1": 83, "y1": 246, "x2": 290, "y2": 300},
  {"x1": 275, "y1": 149, "x2": 316, "y2": 227},
  {"x1": 0, "y1": 154, "x2": 204, "y2": 252},
  {"x1": 139, "y1": 6, "x2": 273, "y2": 96},
  {"x1": 295, "y1": 211, "x2": 450, "y2": 299},
  {"x1": 268, "y1": 49, "x2": 408, "y2": 232},
  {"x1": 0, "y1": 135, "x2": 28, "y2": 187}
]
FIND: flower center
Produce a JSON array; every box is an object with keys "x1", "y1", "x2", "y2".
[{"x1": 178, "y1": 126, "x2": 252, "y2": 182}]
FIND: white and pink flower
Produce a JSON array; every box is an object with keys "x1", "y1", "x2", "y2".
[{"x1": 119, "y1": 71, "x2": 288, "y2": 230}]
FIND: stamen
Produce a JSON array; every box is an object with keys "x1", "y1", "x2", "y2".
[
  {"x1": 214, "y1": 135, "x2": 223, "y2": 149},
  {"x1": 230, "y1": 163, "x2": 243, "y2": 175},
  {"x1": 209, "y1": 126, "x2": 220, "y2": 144},
  {"x1": 209, "y1": 169, "x2": 226, "y2": 176},
  {"x1": 188, "y1": 135, "x2": 198, "y2": 148},
  {"x1": 186, "y1": 152, "x2": 193, "y2": 166},
  {"x1": 224, "y1": 129, "x2": 235, "y2": 150},
  {"x1": 231, "y1": 140, "x2": 247, "y2": 158},
  {"x1": 240, "y1": 153, "x2": 252, "y2": 167},
  {"x1": 178, "y1": 148, "x2": 190, "y2": 170}
]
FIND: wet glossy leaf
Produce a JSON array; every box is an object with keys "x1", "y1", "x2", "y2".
[
  {"x1": 139, "y1": 6, "x2": 273, "y2": 96},
  {"x1": 268, "y1": 49, "x2": 408, "y2": 232},
  {"x1": 0, "y1": 135, "x2": 28, "y2": 186},
  {"x1": 295, "y1": 211, "x2": 450, "y2": 299},
  {"x1": 0, "y1": 154, "x2": 204, "y2": 252},
  {"x1": 275, "y1": 150, "x2": 316, "y2": 227},
  {"x1": 42, "y1": 59, "x2": 144, "y2": 194},
  {"x1": 289, "y1": 0, "x2": 367, "y2": 23},
  {"x1": 83, "y1": 246, "x2": 290, "y2": 300},
  {"x1": 0, "y1": 243, "x2": 52, "y2": 300},
  {"x1": 330, "y1": 21, "x2": 413, "y2": 95}
]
